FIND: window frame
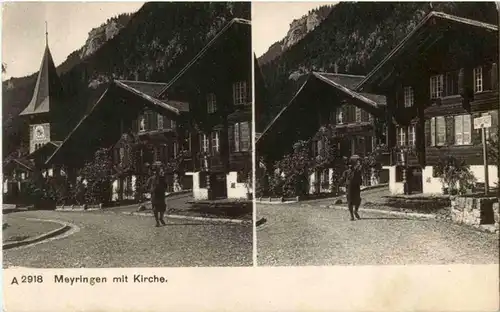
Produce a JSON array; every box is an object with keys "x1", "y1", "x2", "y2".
[
  {"x1": 396, "y1": 126, "x2": 406, "y2": 147},
  {"x1": 408, "y1": 124, "x2": 416, "y2": 146},
  {"x1": 233, "y1": 121, "x2": 250, "y2": 152},
  {"x1": 453, "y1": 114, "x2": 472, "y2": 146},
  {"x1": 474, "y1": 66, "x2": 483, "y2": 93},
  {"x1": 430, "y1": 116, "x2": 446, "y2": 146},
  {"x1": 404, "y1": 86, "x2": 414, "y2": 107},
  {"x1": 200, "y1": 133, "x2": 209, "y2": 153},
  {"x1": 430, "y1": 74, "x2": 443, "y2": 99},
  {"x1": 211, "y1": 131, "x2": 219, "y2": 154},
  {"x1": 232, "y1": 81, "x2": 247, "y2": 106}
]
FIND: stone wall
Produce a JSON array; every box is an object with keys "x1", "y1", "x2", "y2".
[{"x1": 450, "y1": 196, "x2": 498, "y2": 229}]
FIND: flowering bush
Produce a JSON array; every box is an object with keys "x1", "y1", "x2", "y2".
[
  {"x1": 81, "y1": 148, "x2": 114, "y2": 204},
  {"x1": 434, "y1": 155, "x2": 476, "y2": 195}
]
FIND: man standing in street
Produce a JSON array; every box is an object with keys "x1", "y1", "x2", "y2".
[
  {"x1": 342, "y1": 158, "x2": 363, "y2": 221},
  {"x1": 146, "y1": 164, "x2": 167, "y2": 227}
]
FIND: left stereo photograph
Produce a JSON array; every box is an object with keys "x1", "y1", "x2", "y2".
[{"x1": 2, "y1": 2, "x2": 254, "y2": 268}]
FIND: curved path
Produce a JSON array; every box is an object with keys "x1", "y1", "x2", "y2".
[
  {"x1": 3, "y1": 210, "x2": 252, "y2": 268},
  {"x1": 257, "y1": 202, "x2": 499, "y2": 266}
]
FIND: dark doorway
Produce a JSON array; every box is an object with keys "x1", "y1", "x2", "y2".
[{"x1": 210, "y1": 172, "x2": 227, "y2": 199}]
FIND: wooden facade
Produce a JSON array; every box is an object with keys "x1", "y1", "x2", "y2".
[{"x1": 357, "y1": 11, "x2": 499, "y2": 194}]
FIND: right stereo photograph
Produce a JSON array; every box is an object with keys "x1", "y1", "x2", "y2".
[{"x1": 254, "y1": 2, "x2": 500, "y2": 266}]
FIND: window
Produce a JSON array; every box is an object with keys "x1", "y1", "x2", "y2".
[
  {"x1": 200, "y1": 134, "x2": 209, "y2": 153},
  {"x1": 355, "y1": 107, "x2": 361, "y2": 122},
  {"x1": 430, "y1": 75, "x2": 443, "y2": 99},
  {"x1": 404, "y1": 86, "x2": 414, "y2": 107},
  {"x1": 474, "y1": 66, "x2": 483, "y2": 93},
  {"x1": 233, "y1": 81, "x2": 247, "y2": 106},
  {"x1": 207, "y1": 93, "x2": 217, "y2": 113},
  {"x1": 454, "y1": 115, "x2": 471, "y2": 145},
  {"x1": 139, "y1": 115, "x2": 146, "y2": 132},
  {"x1": 397, "y1": 127, "x2": 406, "y2": 146},
  {"x1": 211, "y1": 131, "x2": 219, "y2": 154},
  {"x1": 234, "y1": 121, "x2": 250, "y2": 152},
  {"x1": 430, "y1": 116, "x2": 446, "y2": 146},
  {"x1": 173, "y1": 142, "x2": 178, "y2": 159},
  {"x1": 157, "y1": 114, "x2": 164, "y2": 129},
  {"x1": 408, "y1": 125, "x2": 416, "y2": 146}
]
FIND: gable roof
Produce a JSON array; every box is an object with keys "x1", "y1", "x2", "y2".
[
  {"x1": 26, "y1": 141, "x2": 62, "y2": 160},
  {"x1": 3, "y1": 158, "x2": 34, "y2": 172},
  {"x1": 45, "y1": 80, "x2": 184, "y2": 165},
  {"x1": 256, "y1": 72, "x2": 386, "y2": 147},
  {"x1": 357, "y1": 11, "x2": 498, "y2": 92},
  {"x1": 19, "y1": 44, "x2": 63, "y2": 116},
  {"x1": 115, "y1": 80, "x2": 167, "y2": 98},
  {"x1": 157, "y1": 18, "x2": 251, "y2": 97}
]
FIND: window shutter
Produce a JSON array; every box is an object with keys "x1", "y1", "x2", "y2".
[
  {"x1": 454, "y1": 116, "x2": 463, "y2": 145},
  {"x1": 240, "y1": 122, "x2": 250, "y2": 151},
  {"x1": 234, "y1": 123, "x2": 240, "y2": 152},
  {"x1": 445, "y1": 116, "x2": 454, "y2": 145},
  {"x1": 490, "y1": 63, "x2": 498, "y2": 91},
  {"x1": 228, "y1": 125, "x2": 235, "y2": 152},
  {"x1": 430, "y1": 118, "x2": 436, "y2": 146}
]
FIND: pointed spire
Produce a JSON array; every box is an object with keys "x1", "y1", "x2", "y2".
[{"x1": 19, "y1": 23, "x2": 62, "y2": 116}]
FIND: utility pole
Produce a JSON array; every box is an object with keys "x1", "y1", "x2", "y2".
[{"x1": 496, "y1": 2, "x2": 500, "y2": 197}]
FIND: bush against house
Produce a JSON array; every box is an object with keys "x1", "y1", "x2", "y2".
[
  {"x1": 434, "y1": 155, "x2": 476, "y2": 195},
  {"x1": 80, "y1": 148, "x2": 114, "y2": 204}
]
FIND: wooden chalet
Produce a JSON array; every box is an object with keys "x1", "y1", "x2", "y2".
[
  {"x1": 44, "y1": 18, "x2": 252, "y2": 202},
  {"x1": 256, "y1": 71, "x2": 386, "y2": 194},
  {"x1": 156, "y1": 18, "x2": 252, "y2": 200},
  {"x1": 357, "y1": 11, "x2": 499, "y2": 194}
]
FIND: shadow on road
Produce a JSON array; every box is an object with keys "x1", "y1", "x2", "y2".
[
  {"x1": 358, "y1": 216, "x2": 423, "y2": 221},
  {"x1": 162, "y1": 223, "x2": 247, "y2": 227}
]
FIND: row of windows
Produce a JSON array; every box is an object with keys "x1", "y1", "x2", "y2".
[
  {"x1": 335, "y1": 105, "x2": 371, "y2": 124},
  {"x1": 206, "y1": 81, "x2": 249, "y2": 114},
  {"x1": 138, "y1": 110, "x2": 176, "y2": 133},
  {"x1": 396, "y1": 113, "x2": 494, "y2": 147},
  {"x1": 403, "y1": 64, "x2": 495, "y2": 107},
  {"x1": 199, "y1": 121, "x2": 251, "y2": 154}
]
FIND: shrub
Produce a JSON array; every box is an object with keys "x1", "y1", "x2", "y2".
[{"x1": 434, "y1": 155, "x2": 476, "y2": 195}]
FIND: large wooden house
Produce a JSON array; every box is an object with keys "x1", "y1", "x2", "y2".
[
  {"x1": 357, "y1": 11, "x2": 499, "y2": 194},
  {"x1": 158, "y1": 18, "x2": 252, "y2": 200},
  {"x1": 256, "y1": 71, "x2": 386, "y2": 194},
  {"x1": 45, "y1": 18, "x2": 252, "y2": 202}
]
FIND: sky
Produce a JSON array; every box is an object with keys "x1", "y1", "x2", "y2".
[
  {"x1": 252, "y1": 2, "x2": 338, "y2": 57},
  {"x1": 1, "y1": 2, "x2": 145, "y2": 79}
]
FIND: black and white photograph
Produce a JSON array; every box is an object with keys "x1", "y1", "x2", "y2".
[
  {"x1": 255, "y1": 2, "x2": 500, "y2": 266},
  {"x1": 2, "y1": 2, "x2": 253, "y2": 268}
]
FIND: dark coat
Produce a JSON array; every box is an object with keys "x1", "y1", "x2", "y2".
[
  {"x1": 147, "y1": 174, "x2": 166, "y2": 212},
  {"x1": 342, "y1": 167, "x2": 362, "y2": 205}
]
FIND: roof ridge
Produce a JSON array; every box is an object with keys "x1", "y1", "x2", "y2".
[
  {"x1": 314, "y1": 71, "x2": 366, "y2": 78},
  {"x1": 116, "y1": 79, "x2": 167, "y2": 85},
  {"x1": 158, "y1": 17, "x2": 250, "y2": 96}
]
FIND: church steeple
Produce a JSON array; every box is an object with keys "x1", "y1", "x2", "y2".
[{"x1": 19, "y1": 23, "x2": 62, "y2": 116}]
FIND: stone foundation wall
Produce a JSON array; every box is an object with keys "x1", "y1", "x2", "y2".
[{"x1": 450, "y1": 196, "x2": 498, "y2": 228}]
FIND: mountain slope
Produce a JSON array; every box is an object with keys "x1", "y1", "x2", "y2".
[
  {"x1": 258, "y1": 5, "x2": 333, "y2": 65},
  {"x1": 3, "y1": 2, "x2": 251, "y2": 156},
  {"x1": 257, "y1": 2, "x2": 498, "y2": 132}
]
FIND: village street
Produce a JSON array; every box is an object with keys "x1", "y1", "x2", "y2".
[
  {"x1": 257, "y1": 189, "x2": 499, "y2": 266},
  {"x1": 3, "y1": 209, "x2": 252, "y2": 268}
]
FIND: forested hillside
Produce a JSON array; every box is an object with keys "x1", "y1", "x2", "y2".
[
  {"x1": 2, "y1": 2, "x2": 250, "y2": 156},
  {"x1": 257, "y1": 2, "x2": 498, "y2": 132}
]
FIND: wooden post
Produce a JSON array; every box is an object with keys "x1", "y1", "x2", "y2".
[{"x1": 482, "y1": 127, "x2": 490, "y2": 195}]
